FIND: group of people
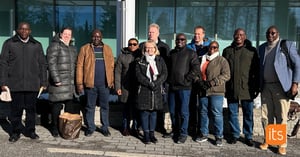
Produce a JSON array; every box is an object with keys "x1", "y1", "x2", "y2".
[{"x1": 0, "y1": 21, "x2": 299, "y2": 156}]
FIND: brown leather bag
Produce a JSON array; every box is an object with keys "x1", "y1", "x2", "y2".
[{"x1": 59, "y1": 112, "x2": 82, "y2": 139}]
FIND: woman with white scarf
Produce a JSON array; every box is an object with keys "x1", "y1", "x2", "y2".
[
  {"x1": 195, "y1": 41, "x2": 230, "y2": 147},
  {"x1": 135, "y1": 40, "x2": 168, "y2": 144}
]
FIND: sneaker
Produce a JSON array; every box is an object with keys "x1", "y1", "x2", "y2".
[
  {"x1": 195, "y1": 136, "x2": 208, "y2": 143},
  {"x1": 177, "y1": 135, "x2": 187, "y2": 144},
  {"x1": 259, "y1": 143, "x2": 268, "y2": 150},
  {"x1": 278, "y1": 147, "x2": 286, "y2": 155},
  {"x1": 245, "y1": 139, "x2": 254, "y2": 147},
  {"x1": 216, "y1": 138, "x2": 223, "y2": 147}
]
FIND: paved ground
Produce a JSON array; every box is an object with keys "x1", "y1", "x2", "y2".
[{"x1": 0, "y1": 117, "x2": 299, "y2": 157}]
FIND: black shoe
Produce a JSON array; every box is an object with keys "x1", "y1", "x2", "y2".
[
  {"x1": 29, "y1": 132, "x2": 39, "y2": 139},
  {"x1": 150, "y1": 132, "x2": 158, "y2": 143},
  {"x1": 143, "y1": 132, "x2": 151, "y2": 144},
  {"x1": 229, "y1": 137, "x2": 238, "y2": 144},
  {"x1": 100, "y1": 128, "x2": 111, "y2": 137},
  {"x1": 9, "y1": 134, "x2": 20, "y2": 142},
  {"x1": 84, "y1": 130, "x2": 94, "y2": 137},
  {"x1": 162, "y1": 132, "x2": 173, "y2": 138},
  {"x1": 177, "y1": 135, "x2": 187, "y2": 144},
  {"x1": 51, "y1": 130, "x2": 59, "y2": 137},
  {"x1": 245, "y1": 139, "x2": 254, "y2": 147}
]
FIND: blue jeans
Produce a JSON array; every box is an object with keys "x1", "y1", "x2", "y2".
[
  {"x1": 168, "y1": 89, "x2": 191, "y2": 136},
  {"x1": 85, "y1": 85, "x2": 110, "y2": 132},
  {"x1": 198, "y1": 95, "x2": 224, "y2": 138},
  {"x1": 140, "y1": 110, "x2": 157, "y2": 132},
  {"x1": 228, "y1": 99, "x2": 253, "y2": 140}
]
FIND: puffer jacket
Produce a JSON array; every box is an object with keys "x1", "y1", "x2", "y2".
[
  {"x1": 135, "y1": 55, "x2": 168, "y2": 111},
  {"x1": 222, "y1": 39, "x2": 260, "y2": 100},
  {"x1": 114, "y1": 47, "x2": 141, "y2": 103},
  {"x1": 46, "y1": 34, "x2": 77, "y2": 102},
  {"x1": 0, "y1": 35, "x2": 47, "y2": 91}
]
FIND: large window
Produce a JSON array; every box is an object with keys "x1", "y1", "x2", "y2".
[
  {"x1": 136, "y1": 0, "x2": 300, "y2": 50},
  {"x1": 15, "y1": 0, "x2": 117, "y2": 55}
]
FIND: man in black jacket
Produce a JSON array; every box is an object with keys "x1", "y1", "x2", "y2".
[
  {"x1": 167, "y1": 33, "x2": 200, "y2": 144},
  {"x1": 0, "y1": 22, "x2": 48, "y2": 142}
]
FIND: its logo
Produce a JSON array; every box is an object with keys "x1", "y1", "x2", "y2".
[{"x1": 265, "y1": 124, "x2": 286, "y2": 145}]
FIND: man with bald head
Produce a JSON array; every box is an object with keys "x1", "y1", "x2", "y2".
[
  {"x1": 76, "y1": 29, "x2": 114, "y2": 137},
  {"x1": 0, "y1": 22, "x2": 47, "y2": 142}
]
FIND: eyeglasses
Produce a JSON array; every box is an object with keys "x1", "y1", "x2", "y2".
[
  {"x1": 209, "y1": 46, "x2": 218, "y2": 49},
  {"x1": 266, "y1": 32, "x2": 277, "y2": 36},
  {"x1": 128, "y1": 43, "x2": 138, "y2": 46},
  {"x1": 176, "y1": 38, "x2": 186, "y2": 41}
]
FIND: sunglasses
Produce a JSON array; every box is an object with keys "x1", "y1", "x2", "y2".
[
  {"x1": 209, "y1": 46, "x2": 218, "y2": 49},
  {"x1": 266, "y1": 32, "x2": 277, "y2": 36},
  {"x1": 128, "y1": 43, "x2": 138, "y2": 46},
  {"x1": 176, "y1": 38, "x2": 186, "y2": 41}
]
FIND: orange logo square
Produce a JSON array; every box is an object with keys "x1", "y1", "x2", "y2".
[{"x1": 265, "y1": 124, "x2": 286, "y2": 145}]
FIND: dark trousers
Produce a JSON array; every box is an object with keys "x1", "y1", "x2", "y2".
[
  {"x1": 50, "y1": 99, "x2": 80, "y2": 131},
  {"x1": 10, "y1": 92, "x2": 38, "y2": 135}
]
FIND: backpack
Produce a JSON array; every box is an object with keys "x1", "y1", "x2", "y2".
[{"x1": 280, "y1": 40, "x2": 295, "y2": 69}]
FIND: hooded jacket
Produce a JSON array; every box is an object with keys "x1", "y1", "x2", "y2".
[{"x1": 46, "y1": 34, "x2": 77, "y2": 102}]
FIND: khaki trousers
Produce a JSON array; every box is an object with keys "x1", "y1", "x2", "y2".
[{"x1": 261, "y1": 82, "x2": 290, "y2": 147}]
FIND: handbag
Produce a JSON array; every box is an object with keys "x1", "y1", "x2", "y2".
[{"x1": 58, "y1": 112, "x2": 82, "y2": 139}]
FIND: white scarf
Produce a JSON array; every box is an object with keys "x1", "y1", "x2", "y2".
[
  {"x1": 145, "y1": 53, "x2": 159, "y2": 81},
  {"x1": 200, "y1": 52, "x2": 219, "y2": 70}
]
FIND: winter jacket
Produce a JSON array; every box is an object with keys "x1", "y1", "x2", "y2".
[
  {"x1": 201, "y1": 55, "x2": 231, "y2": 96},
  {"x1": 222, "y1": 40, "x2": 260, "y2": 100},
  {"x1": 135, "y1": 55, "x2": 168, "y2": 111},
  {"x1": 114, "y1": 47, "x2": 141, "y2": 103},
  {"x1": 0, "y1": 35, "x2": 47, "y2": 92},
  {"x1": 76, "y1": 43, "x2": 114, "y2": 88},
  {"x1": 167, "y1": 46, "x2": 200, "y2": 90},
  {"x1": 46, "y1": 34, "x2": 77, "y2": 102},
  {"x1": 259, "y1": 39, "x2": 300, "y2": 92}
]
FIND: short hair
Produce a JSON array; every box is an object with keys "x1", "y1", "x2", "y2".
[
  {"x1": 128, "y1": 38, "x2": 139, "y2": 44},
  {"x1": 60, "y1": 27, "x2": 73, "y2": 34},
  {"x1": 194, "y1": 25, "x2": 205, "y2": 33},
  {"x1": 148, "y1": 23, "x2": 160, "y2": 31}
]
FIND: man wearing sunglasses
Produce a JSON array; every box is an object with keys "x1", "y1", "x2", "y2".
[
  {"x1": 222, "y1": 28, "x2": 260, "y2": 147},
  {"x1": 167, "y1": 33, "x2": 200, "y2": 144},
  {"x1": 258, "y1": 25, "x2": 300, "y2": 155},
  {"x1": 115, "y1": 38, "x2": 141, "y2": 136}
]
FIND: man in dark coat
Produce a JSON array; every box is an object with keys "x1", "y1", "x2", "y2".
[
  {"x1": 0, "y1": 22, "x2": 47, "y2": 142},
  {"x1": 222, "y1": 28, "x2": 260, "y2": 147},
  {"x1": 167, "y1": 33, "x2": 200, "y2": 144}
]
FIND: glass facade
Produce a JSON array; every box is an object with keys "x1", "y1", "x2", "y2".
[
  {"x1": 0, "y1": 0, "x2": 299, "y2": 55},
  {"x1": 136, "y1": 0, "x2": 300, "y2": 52}
]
